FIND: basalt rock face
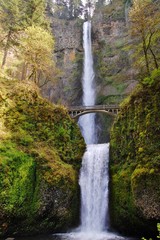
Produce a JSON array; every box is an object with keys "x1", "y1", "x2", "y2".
[
  {"x1": 0, "y1": 79, "x2": 85, "y2": 237},
  {"x1": 92, "y1": 0, "x2": 137, "y2": 106},
  {"x1": 110, "y1": 71, "x2": 160, "y2": 237},
  {"x1": 42, "y1": 17, "x2": 84, "y2": 106},
  {"x1": 91, "y1": 1, "x2": 138, "y2": 142}
]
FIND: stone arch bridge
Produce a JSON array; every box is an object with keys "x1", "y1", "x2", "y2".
[{"x1": 68, "y1": 105, "x2": 120, "y2": 119}]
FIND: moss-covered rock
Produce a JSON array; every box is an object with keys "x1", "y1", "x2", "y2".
[
  {"x1": 0, "y1": 78, "x2": 85, "y2": 237},
  {"x1": 91, "y1": 0, "x2": 138, "y2": 141},
  {"x1": 110, "y1": 69, "x2": 160, "y2": 237}
]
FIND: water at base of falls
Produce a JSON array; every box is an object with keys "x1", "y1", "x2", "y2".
[
  {"x1": 18, "y1": 232, "x2": 135, "y2": 240},
  {"x1": 51, "y1": 144, "x2": 136, "y2": 240}
]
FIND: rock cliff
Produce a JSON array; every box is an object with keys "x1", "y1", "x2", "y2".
[
  {"x1": 43, "y1": 17, "x2": 83, "y2": 106},
  {"x1": 90, "y1": 1, "x2": 137, "y2": 141},
  {"x1": 92, "y1": 0, "x2": 137, "y2": 105},
  {"x1": 110, "y1": 69, "x2": 160, "y2": 237}
]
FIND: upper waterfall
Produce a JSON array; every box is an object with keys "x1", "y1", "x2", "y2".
[
  {"x1": 82, "y1": 21, "x2": 95, "y2": 106},
  {"x1": 78, "y1": 21, "x2": 97, "y2": 144}
]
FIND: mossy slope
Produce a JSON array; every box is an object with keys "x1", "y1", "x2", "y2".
[
  {"x1": 0, "y1": 78, "x2": 85, "y2": 237},
  {"x1": 110, "y1": 70, "x2": 160, "y2": 237}
]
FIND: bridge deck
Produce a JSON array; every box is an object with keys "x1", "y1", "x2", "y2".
[
  {"x1": 68, "y1": 105, "x2": 120, "y2": 119},
  {"x1": 69, "y1": 105, "x2": 119, "y2": 111}
]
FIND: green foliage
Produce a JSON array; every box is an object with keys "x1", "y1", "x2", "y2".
[
  {"x1": 0, "y1": 0, "x2": 23, "y2": 31},
  {"x1": 51, "y1": 0, "x2": 83, "y2": 19},
  {"x1": 0, "y1": 0, "x2": 56, "y2": 86},
  {"x1": 102, "y1": 0, "x2": 125, "y2": 21},
  {"x1": 142, "y1": 68, "x2": 160, "y2": 86},
  {"x1": 23, "y1": 0, "x2": 48, "y2": 27},
  {"x1": 142, "y1": 223, "x2": 160, "y2": 240},
  {"x1": 97, "y1": 94, "x2": 125, "y2": 105},
  {"x1": 0, "y1": 142, "x2": 39, "y2": 216},
  {"x1": 110, "y1": 70, "x2": 160, "y2": 236},
  {"x1": 0, "y1": 0, "x2": 23, "y2": 66},
  {"x1": 129, "y1": 0, "x2": 160, "y2": 76},
  {"x1": 0, "y1": 79, "x2": 85, "y2": 236},
  {"x1": 19, "y1": 25, "x2": 55, "y2": 84}
]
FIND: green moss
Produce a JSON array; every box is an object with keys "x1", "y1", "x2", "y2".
[
  {"x1": 0, "y1": 141, "x2": 40, "y2": 217},
  {"x1": 0, "y1": 78, "x2": 85, "y2": 237},
  {"x1": 102, "y1": 0, "x2": 125, "y2": 21},
  {"x1": 110, "y1": 70, "x2": 160, "y2": 236},
  {"x1": 97, "y1": 94, "x2": 125, "y2": 105}
]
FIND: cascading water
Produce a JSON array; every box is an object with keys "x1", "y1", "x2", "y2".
[
  {"x1": 78, "y1": 21, "x2": 111, "y2": 236},
  {"x1": 78, "y1": 21, "x2": 97, "y2": 144},
  {"x1": 53, "y1": 20, "x2": 132, "y2": 240},
  {"x1": 77, "y1": 21, "x2": 125, "y2": 240},
  {"x1": 79, "y1": 143, "x2": 109, "y2": 232}
]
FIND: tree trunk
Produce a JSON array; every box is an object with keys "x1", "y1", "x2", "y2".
[
  {"x1": 142, "y1": 37, "x2": 150, "y2": 76},
  {"x1": 149, "y1": 47, "x2": 159, "y2": 69},
  {"x1": 2, "y1": 30, "x2": 12, "y2": 68},
  {"x1": 21, "y1": 63, "x2": 27, "y2": 80}
]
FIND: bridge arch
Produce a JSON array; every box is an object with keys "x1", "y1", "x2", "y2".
[{"x1": 68, "y1": 105, "x2": 120, "y2": 119}]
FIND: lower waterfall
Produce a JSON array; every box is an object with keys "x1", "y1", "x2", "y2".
[{"x1": 79, "y1": 144, "x2": 109, "y2": 232}]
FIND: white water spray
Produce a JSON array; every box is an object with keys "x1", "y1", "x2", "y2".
[
  {"x1": 53, "y1": 20, "x2": 130, "y2": 240},
  {"x1": 79, "y1": 21, "x2": 110, "y2": 234},
  {"x1": 79, "y1": 143, "x2": 109, "y2": 232},
  {"x1": 78, "y1": 21, "x2": 96, "y2": 144},
  {"x1": 77, "y1": 21, "x2": 127, "y2": 240}
]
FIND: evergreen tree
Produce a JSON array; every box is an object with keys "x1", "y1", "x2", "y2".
[
  {"x1": 0, "y1": 0, "x2": 23, "y2": 67},
  {"x1": 49, "y1": 0, "x2": 83, "y2": 19},
  {"x1": 129, "y1": 0, "x2": 160, "y2": 76},
  {"x1": 0, "y1": 0, "x2": 50, "y2": 68},
  {"x1": 23, "y1": 0, "x2": 49, "y2": 27}
]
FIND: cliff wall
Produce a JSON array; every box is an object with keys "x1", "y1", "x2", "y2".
[
  {"x1": 91, "y1": 0, "x2": 138, "y2": 142},
  {"x1": 43, "y1": 17, "x2": 83, "y2": 106},
  {"x1": 0, "y1": 78, "x2": 85, "y2": 237},
  {"x1": 110, "y1": 70, "x2": 160, "y2": 237}
]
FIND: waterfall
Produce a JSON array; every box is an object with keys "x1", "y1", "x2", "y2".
[
  {"x1": 79, "y1": 21, "x2": 109, "y2": 234},
  {"x1": 53, "y1": 20, "x2": 128, "y2": 240},
  {"x1": 79, "y1": 144, "x2": 109, "y2": 232},
  {"x1": 78, "y1": 21, "x2": 97, "y2": 144}
]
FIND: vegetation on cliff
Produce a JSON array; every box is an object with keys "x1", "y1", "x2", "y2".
[
  {"x1": 0, "y1": 0, "x2": 58, "y2": 87},
  {"x1": 92, "y1": 0, "x2": 132, "y2": 104},
  {"x1": 129, "y1": 0, "x2": 160, "y2": 77},
  {"x1": 0, "y1": 78, "x2": 85, "y2": 237},
  {"x1": 110, "y1": 68, "x2": 160, "y2": 237},
  {"x1": 109, "y1": 1, "x2": 160, "y2": 237}
]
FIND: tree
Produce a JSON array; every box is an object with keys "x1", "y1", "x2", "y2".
[
  {"x1": 49, "y1": 0, "x2": 83, "y2": 19},
  {"x1": 23, "y1": 0, "x2": 49, "y2": 27},
  {"x1": 19, "y1": 25, "x2": 55, "y2": 86},
  {"x1": 129, "y1": 0, "x2": 160, "y2": 76},
  {"x1": 0, "y1": 0, "x2": 50, "y2": 68},
  {"x1": 0, "y1": 0, "x2": 23, "y2": 67}
]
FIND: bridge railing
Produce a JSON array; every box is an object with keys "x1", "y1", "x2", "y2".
[{"x1": 68, "y1": 105, "x2": 120, "y2": 111}]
